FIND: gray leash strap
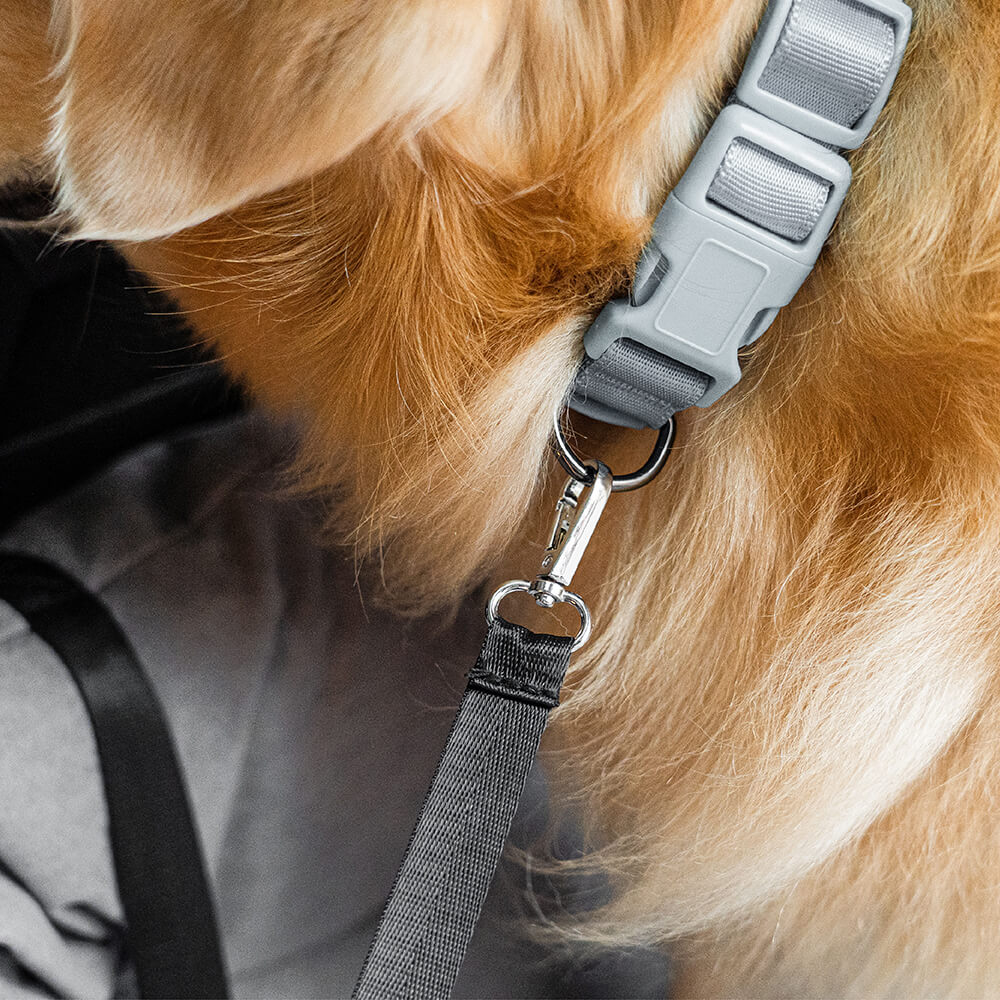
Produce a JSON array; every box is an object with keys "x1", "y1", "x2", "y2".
[{"x1": 353, "y1": 619, "x2": 573, "y2": 1000}]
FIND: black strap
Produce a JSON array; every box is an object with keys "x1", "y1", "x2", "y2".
[
  {"x1": 0, "y1": 552, "x2": 230, "y2": 1000},
  {"x1": 353, "y1": 617, "x2": 573, "y2": 1000}
]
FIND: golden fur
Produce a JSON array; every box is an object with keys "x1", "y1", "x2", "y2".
[{"x1": 5, "y1": 0, "x2": 1000, "y2": 994}]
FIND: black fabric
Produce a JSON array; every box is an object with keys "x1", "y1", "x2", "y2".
[
  {"x1": 353, "y1": 618, "x2": 573, "y2": 1000},
  {"x1": 0, "y1": 229, "x2": 242, "y2": 528},
  {"x1": 0, "y1": 552, "x2": 230, "y2": 1000}
]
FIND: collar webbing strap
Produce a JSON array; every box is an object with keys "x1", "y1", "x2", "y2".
[{"x1": 570, "y1": 0, "x2": 912, "y2": 429}]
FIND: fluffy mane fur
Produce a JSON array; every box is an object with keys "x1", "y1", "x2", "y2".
[{"x1": 4, "y1": 0, "x2": 1000, "y2": 994}]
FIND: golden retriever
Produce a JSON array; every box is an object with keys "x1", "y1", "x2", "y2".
[{"x1": 3, "y1": 0, "x2": 1000, "y2": 995}]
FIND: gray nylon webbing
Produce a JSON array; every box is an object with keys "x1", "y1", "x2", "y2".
[
  {"x1": 707, "y1": 139, "x2": 832, "y2": 242},
  {"x1": 353, "y1": 621, "x2": 572, "y2": 1000},
  {"x1": 571, "y1": 338, "x2": 710, "y2": 430},
  {"x1": 570, "y1": 0, "x2": 898, "y2": 428},
  {"x1": 709, "y1": 0, "x2": 894, "y2": 240},
  {"x1": 759, "y1": 0, "x2": 895, "y2": 128}
]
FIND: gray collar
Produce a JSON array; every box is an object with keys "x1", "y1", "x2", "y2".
[{"x1": 569, "y1": 0, "x2": 912, "y2": 429}]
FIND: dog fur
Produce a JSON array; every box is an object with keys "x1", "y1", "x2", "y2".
[{"x1": 4, "y1": 0, "x2": 1000, "y2": 994}]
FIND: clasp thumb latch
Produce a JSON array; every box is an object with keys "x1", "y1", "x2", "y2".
[{"x1": 532, "y1": 461, "x2": 612, "y2": 608}]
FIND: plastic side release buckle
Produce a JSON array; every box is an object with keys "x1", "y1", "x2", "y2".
[{"x1": 582, "y1": 105, "x2": 851, "y2": 408}]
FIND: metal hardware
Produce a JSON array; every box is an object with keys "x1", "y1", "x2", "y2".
[
  {"x1": 486, "y1": 462, "x2": 611, "y2": 651},
  {"x1": 486, "y1": 580, "x2": 592, "y2": 651},
  {"x1": 550, "y1": 413, "x2": 594, "y2": 483},
  {"x1": 537, "y1": 461, "x2": 613, "y2": 604},
  {"x1": 487, "y1": 413, "x2": 677, "y2": 649},
  {"x1": 552, "y1": 410, "x2": 676, "y2": 492}
]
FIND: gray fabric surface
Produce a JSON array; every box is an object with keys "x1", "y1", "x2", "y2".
[
  {"x1": 571, "y1": 338, "x2": 710, "y2": 429},
  {"x1": 0, "y1": 413, "x2": 669, "y2": 999},
  {"x1": 707, "y1": 138, "x2": 832, "y2": 241},
  {"x1": 758, "y1": 0, "x2": 896, "y2": 128}
]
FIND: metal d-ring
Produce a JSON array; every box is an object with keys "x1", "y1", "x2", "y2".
[
  {"x1": 552, "y1": 409, "x2": 676, "y2": 493},
  {"x1": 486, "y1": 580, "x2": 592, "y2": 651}
]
